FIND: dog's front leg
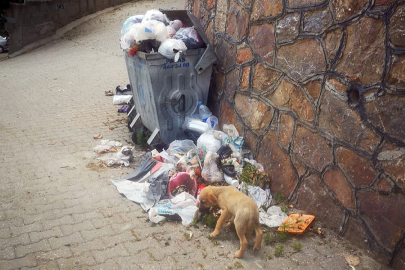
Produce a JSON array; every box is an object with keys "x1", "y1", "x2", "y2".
[{"x1": 210, "y1": 209, "x2": 231, "y2": 237}]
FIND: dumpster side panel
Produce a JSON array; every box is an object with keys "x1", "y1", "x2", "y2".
[{"x1": 125, "y1": 50, "x2": 214, "y2": 144}]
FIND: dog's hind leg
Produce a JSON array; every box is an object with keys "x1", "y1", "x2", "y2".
[
  {"x1": 253, "y1": 224, "x2": 263, "y2": 250},
  {"x1": 234, "y1": 223, "x2": 248, "y2": 258}
]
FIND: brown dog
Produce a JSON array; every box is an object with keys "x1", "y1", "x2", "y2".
[{"x1": 198, "y1": 186, "x2": 263, "y2": 258}]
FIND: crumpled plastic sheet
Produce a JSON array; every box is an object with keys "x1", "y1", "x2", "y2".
[
  {"x1": 259, "y1": 206, "x2": 288, "y2": 228},
  {"x1": 111, "y1": 162, "x2": 175, "y2": 210},
  {"x1": 98, "y1": 145, "x2": 133, "y2": 167},
  {"x1": 239, "y1": 182, "x2": 272, "y2": 209},
  {"x1": 148, "y1": 192, "x2": 198, "y2": 226}
]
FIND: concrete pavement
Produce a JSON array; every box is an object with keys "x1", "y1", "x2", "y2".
[{"x1": 0, "y1": 1, "x2": 393, "y2": 269}]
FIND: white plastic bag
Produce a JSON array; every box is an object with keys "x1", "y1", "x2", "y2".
[
  {"x1": 110, "y1": 180, "x2": 156, "y2": 211},
  {"x1": 259, "y1": 206, "x2": 288, "y2": 228},
  {"x1": 201, "y1": 151, "x2": 223, "y2": 183},
  {"x1": 142, "y1": 9, "x2": 169, "y2": 24},
  {"x1": 148, "y1": 192, "x2": 198, "y2": 226},
  {"x1": 113, "y1": 95, "x2": 132, "y2": 105},
  {"x1": 158, "y1": 39, "x2": 187, "y2": 61}
]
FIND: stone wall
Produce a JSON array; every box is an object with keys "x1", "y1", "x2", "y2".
[
  {"x1": 4, "y1": 0, "x2": 134, "y2": 54},
  {"x1": 188, "y1": 0, "x2": 405, "y2": 267}
]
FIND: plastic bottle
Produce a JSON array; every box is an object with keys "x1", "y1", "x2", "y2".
[{"x1": 198, "y1": 101, "x2": 212, "y2": 121}]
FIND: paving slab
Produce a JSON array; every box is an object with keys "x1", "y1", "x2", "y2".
[{"x1": 0, "y1": 0, "x2": 393, "y2": 269}]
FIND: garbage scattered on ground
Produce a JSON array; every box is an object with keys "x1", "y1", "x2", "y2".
[
  {"x1": 93, "y1": 134, "x2": 103, "y2": 139},
  {"x1": 278, "y1": 213, "x2": 315, "y2": 234},
  {"x1": 93, "y1": 140, "x2": 133, "y2": 167},
  {"x1": 118, "y1": 105, "x2": 130, "y2": 113},
  {"x1": 110, "y1": 123, "x2": 282, "y2": 227},
  {"x1": 120, "y1": 9, "x2": 205, "y2": 61},
  {"x1": 259, "y1": 206, "x2": 288, "y2": 228}
]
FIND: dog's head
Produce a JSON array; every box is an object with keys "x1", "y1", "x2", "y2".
[{"x1": 198, "y1": 186, "x2": 218, "y2": 211}]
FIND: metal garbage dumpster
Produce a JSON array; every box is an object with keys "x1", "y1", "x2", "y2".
[{"x1": 125, "y1": 10, "x2": 217, "y2": 145}]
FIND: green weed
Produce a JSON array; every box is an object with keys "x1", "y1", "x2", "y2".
[
  {"x1": 202, "y1": 213, "x2": 218, "y2": 229},
  {"x1": 274, "y1": 245, "x2": 284, "y2": 257},
  {"x1": 264, "y1": 233, "x2": 277, "y2": 246},
  {"x1": 293, "y1": 242, "x2": 302, "y2": 252}
]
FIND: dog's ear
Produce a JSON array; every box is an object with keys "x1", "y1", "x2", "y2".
[{"x1": 207, "y1": 192, "x2": 218, "y2": 206}]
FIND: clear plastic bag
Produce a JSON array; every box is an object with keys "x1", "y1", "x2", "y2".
[{"x1": 121, "y1": 15, "x2": 144, "y2": 35}]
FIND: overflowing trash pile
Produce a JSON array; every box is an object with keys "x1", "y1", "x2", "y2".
[
  {"x1": 110, "y1": 122, "x2": 289, "y2": 228},
  {"x1": 120, "y1": 9, "x2": 204, "y2": 61},
  {"x1": 108, "y1": 9, "x2": 289, "y2": 228}
]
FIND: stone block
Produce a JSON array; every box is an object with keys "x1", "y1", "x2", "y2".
[
  {"x1": 252, "y1": 63, "x2": 281, "y2": 94},
  {"x1": 276, "y1": 13, "x2": 300, "y2": 43},
  {"x1": 214, "y1": 0, "x2": 227, "y2": 33},
  {"x1": 323, "y1": 27, "x2": 344, "y2": 65},
  {"x1": 239, "y1": 65, "x2": 250, "y2": 90},
  {"x1": 219, "y1": 100, "x2": 239, "y2": 129},
  {"x1": 234, "y1": 93, "x2": 273, "y2": 133},
  {"x1": 292, "y1": 173, "x2": 345, "y2": 232},
  {"x1": 387, "y1": 54, "x2": 405, "y2": 89},
  {"x1": 205, "y1": 20, "x2": 214, "y2": 47},
  {"x1": 303, "y1": 8, "x2": 333, "y2": 34},
  {"x1": 249, "y1": 22, "x2": 275, "y2": 66},
  {"x1": 257, "y1": 129, "x2": 297, "y2": 197},
  {"x1": 335, "y1": 147, "x2": 376, "y2": 187},
  {"x1": 335, "y1": 17, "x2": 385, "y2": 85},
  {"x1": 325, "y1": 76, "x2": 349, "y2": 94},
  {"x1": 343, "y1": 217, "x2": 374, "y2": 254},
  {"x1": 388, "y1": 3, "x2": 405, "y2": 47},
  {"x1": 212, "y1": 69, "x2": 225, "y2": 101},
  {"x1": 276, "y1": 38, "x2": 326, "y2": 82},
  {"x1": 226, "y1": 1, "x2": 249, "y2": 41},
  {"x1": 374, "y1": 0, "x2": 395, "y2": 5},
  {"x1": 377, "y1": 140, "x2": 405, "y2": 189},
  {"x1": 236, "y1": 45, "x2": 253, "y2": 64},
  {"x1": 291, "y1": 153, "x2": 307, "y2": 178},
  {"x1": 206, "y1": 0, "x2": 215, "y2": 9},
  {"x1": 277, "y1": 112, "x2": 295, "y2": 149},
  {"x1": 304, "y1": 78, "x2": 323, "y2": 101},
  {"x1": 331, "y1": 0, "x2": 369, "y2": 23},
  {"x1": 358, "y1": 190, "x2": 405, "y2": 250},
  {"x1": 324, "y1": 167, "x2": 355, "y2": 210},
  {"x1": 267, "y1": 78, "x2": 315, "y2": 123},
  {"x1": 364, "y1": 93, "x2": 405, "y2": 143},
  {"x1": 286, "y1": 0, "x2": 326, "y2": 8},
  {"x1": 252, "y1": 0, "x2": 283, "y2": 20},
  {"x1": 292, "y1": 125, "x2": 333, "y2": 172},
  {"x1": 319, "y1": 89, "x2": 381, "y2": 154},
  {"x1": 216, "y1": 37, "x2": 237, "y2": 70},
  {"x1": 376, "y1": 177, "x2": 395, "y2": 194},
  {"x1": 244, "y1": 129, "x2": 259, "y2": 155},
  {"x1": 225, "y1": 68, "x2": 239, "y2": 100}
]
